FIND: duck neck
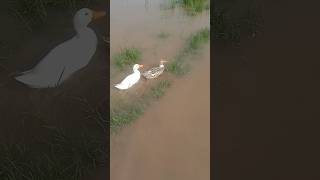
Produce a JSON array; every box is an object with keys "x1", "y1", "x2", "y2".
[
  {"x1": 75, "y1": 26, "x2": 90, "y2": 37},
  {"x1": 133, "y1": 69, "x2": 140, "y2": 74}
]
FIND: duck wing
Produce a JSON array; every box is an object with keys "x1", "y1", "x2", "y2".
[
  {"x1": 142, "y1": 66, "x2": 165, "y2": 79},
  {"x1": 15, "y1": 35, "x2": 97, "y2": 88}
]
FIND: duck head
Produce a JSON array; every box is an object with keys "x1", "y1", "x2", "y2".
[
  {"x1": 160, "y1": 59, "x2": 168, "y2": 67},
  {"x1": 133, "y1": 64, "x2": 144, "y2": 72},
  {"x1": 73, "y1": 8, "x2": 106, "y2": 30}
]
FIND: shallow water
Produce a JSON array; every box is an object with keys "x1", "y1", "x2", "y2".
[
  {"x1": 110, "y1": 0, "x2": 210, "y2": 179},
  {"x1": 110, "y1": 0, "x2": 209, "y2": 103},
  {"x1": 111, "y1": 44, "x2": 210, "y2": 180}
]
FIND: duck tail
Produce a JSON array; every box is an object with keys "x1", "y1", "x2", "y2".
[{"x1": 114, "y1": 84, "x2": 121, "y2": 89}]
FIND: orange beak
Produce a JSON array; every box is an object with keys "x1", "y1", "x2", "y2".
[
  {"x1": 139, "y1": 64, "x2": 144, "y2": 68},
  {"x1": 93, "y1": 10, "x2": 106, "y2": 20}
]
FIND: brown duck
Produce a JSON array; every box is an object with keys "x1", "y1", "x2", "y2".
[{"x1": 142, "y1": 59, "x2": 168, "y2": 79}]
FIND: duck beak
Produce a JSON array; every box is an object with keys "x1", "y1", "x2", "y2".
[
  {"x1": 139, "y1": 64, "x2": 144, "y2": 68},
  {"x1": 93, "y1": 10, "x2": 106, "y2": 20}
]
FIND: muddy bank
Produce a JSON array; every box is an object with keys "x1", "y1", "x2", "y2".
[{"x1": 111, "y1": 45, "x2": 210, "y2": 180}]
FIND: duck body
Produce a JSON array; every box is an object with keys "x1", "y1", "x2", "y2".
[
  {"x1": 115, "y1": 64, "x2": 143, "y2": 90},
  {"x1": 15, "y1": 29, "x2": 97, "y2": 88},
  {"x1": 14, "y1": 8, "x2": 105, "y2": 88},
  {"x1": 142, "y1": 65, "x2": 165, "y2": 79},
  {"x1": 142, "y1": 60, "x2": 168, "y2": 79}
]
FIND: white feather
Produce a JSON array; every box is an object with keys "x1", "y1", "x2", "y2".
[
  {"x1": 15, "y1": 8, "x2": 98, "y2": 88},
  {"x1": 115, "y1": 64, "x2": 142, "y2": 90}
]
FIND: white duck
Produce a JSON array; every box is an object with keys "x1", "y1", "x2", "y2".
[
  {"x1": 15, "y1": 8, "x2": 106, "y2": 88},
  {"x1": 115, "y1": 64, "x2": 144, "y2": 90}
]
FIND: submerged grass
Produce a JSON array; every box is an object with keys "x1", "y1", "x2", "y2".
[
  {"x1": 167, "y1": 27, "x2": 209, "y2": 75},
  {"x1": 111, "y1": 105, "x2": 144, "y2": 131},
  {"x1": 111, "y1": 80, "x2": 172, "y2": 132},
  {"x1": 166, "y1": 0, "x2": 209, "y2": 15},
  {"x1": 150, "y1": 80, "x2": 172, "y2": 99},
  {"x1": 186, "y1": 27, "x2": 210, "y2": 51},
  {"x1": 166, "y1": 57, "x2": 191, "y2": 75},
  {"x1": 111, "y1": 27, "x2": 210, "y2": 131},
  {"x1": 157, "y1": 32, "x2": 170, "y2": 39},
  {"x1": 113, "y1": 47, "x2": 141, "y2": 69},
  {"x1": 181, "y1": 0, "x2": 209, "y2": 15}
]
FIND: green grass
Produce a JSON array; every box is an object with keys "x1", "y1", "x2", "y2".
[
  {"x1": 110, "y1": 28, "x2": 210, "y2": 132},
  {"x1": 113, "y1": 47, "x2": 142, "y2": 69},
  {"x1": 0, "y1": 128, "x2": 107, "y2": 180},
  {"x1": 9, "y1": 0, "x2": 90, "y2": 31},
  {"x1": 111, "y1": 80, "x2": 172, "y2": 132},
  {"x1": 157, "y1": 32, "x2": 170, "y2": 39},
  {"x1": 166, "y1": 27, "x2": 209, "y2": 75},
  {"x1": 150, "y1": 80, "x2": 172, "y2": 99},
  {"x1": 166, "y1": 0, "x2": 209, "y2": 15},
  {"x1": 186, "y1": 27, "x2": 210, "y2": 50},
  {"x1": 166, "y1": 57, "x2": 191, "y2": 75},
  {"x1": 0, "y1": 96, "x2": 108, "y2": 180},
  {"x1": 111, "y1": 105, "x2": 144, "y2": 131},
  {"x1": 181, "y1": 0, "x2": 209, "y2": 15}
]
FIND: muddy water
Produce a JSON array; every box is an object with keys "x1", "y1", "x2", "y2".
[
  {"x1": 110, "y1": 0, "x2": 209, "y2": 103},
  {"x1": 111, "y1": 43, "x2": 210, "y2": 180},
  {"x1": 110, "y1": 1, "x2": 210, "y2": 179}
]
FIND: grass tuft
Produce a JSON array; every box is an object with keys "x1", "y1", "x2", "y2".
[
  {"x1": 9, "y1": 0, "x2": 90, "y2": 31},
  {"x1": 157, "y1": 32, "x2": 170, "y2": 39},
  {"x1": 111, "y1": 28, "x2": 210, "y2": 132},
  {"x1": 110, "y1": 28, "x2": 210, "y2": 132},
  {"x1": 111, "y1": 80, "x2": 172, "y2": 132},
  {"x1": 166, "y1": 58, "x2": 190, "y2": 75},
  {"x1": 166, "y1": 0, "x2": 209, "y2": 15},
  {"x1": 111, "y1": 104, "x2": 144, "y2": 131},
  {"x1": 0, "y1": 127, "x2": 107, "y2": 180},
  {"x1": 150, "y1": 80, "x2": 172, "y2": 99},
  {"x1": 186, "y1": 27, "x2": 210, "y2": 50},
  {"x1": 113, "y1": 47, "x2": 141, "y2": 69},
  {"x1": 166, "y1": 27, "x2": 209, "y2": 75}
]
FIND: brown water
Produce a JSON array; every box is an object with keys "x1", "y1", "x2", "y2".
[
  {"x1": 110, "y1": 0, "x2": 210, "y2": 179},
  {"x1": 110, "y1": 0, "x2": 209, "y2": 103},
  {"x1": 111, "y1": 44, "x2": 210, "y2": 180}
]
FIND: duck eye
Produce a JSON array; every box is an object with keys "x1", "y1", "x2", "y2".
[{"x1": 85, "y1": 12, "x2": 89, "y2": 16}]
